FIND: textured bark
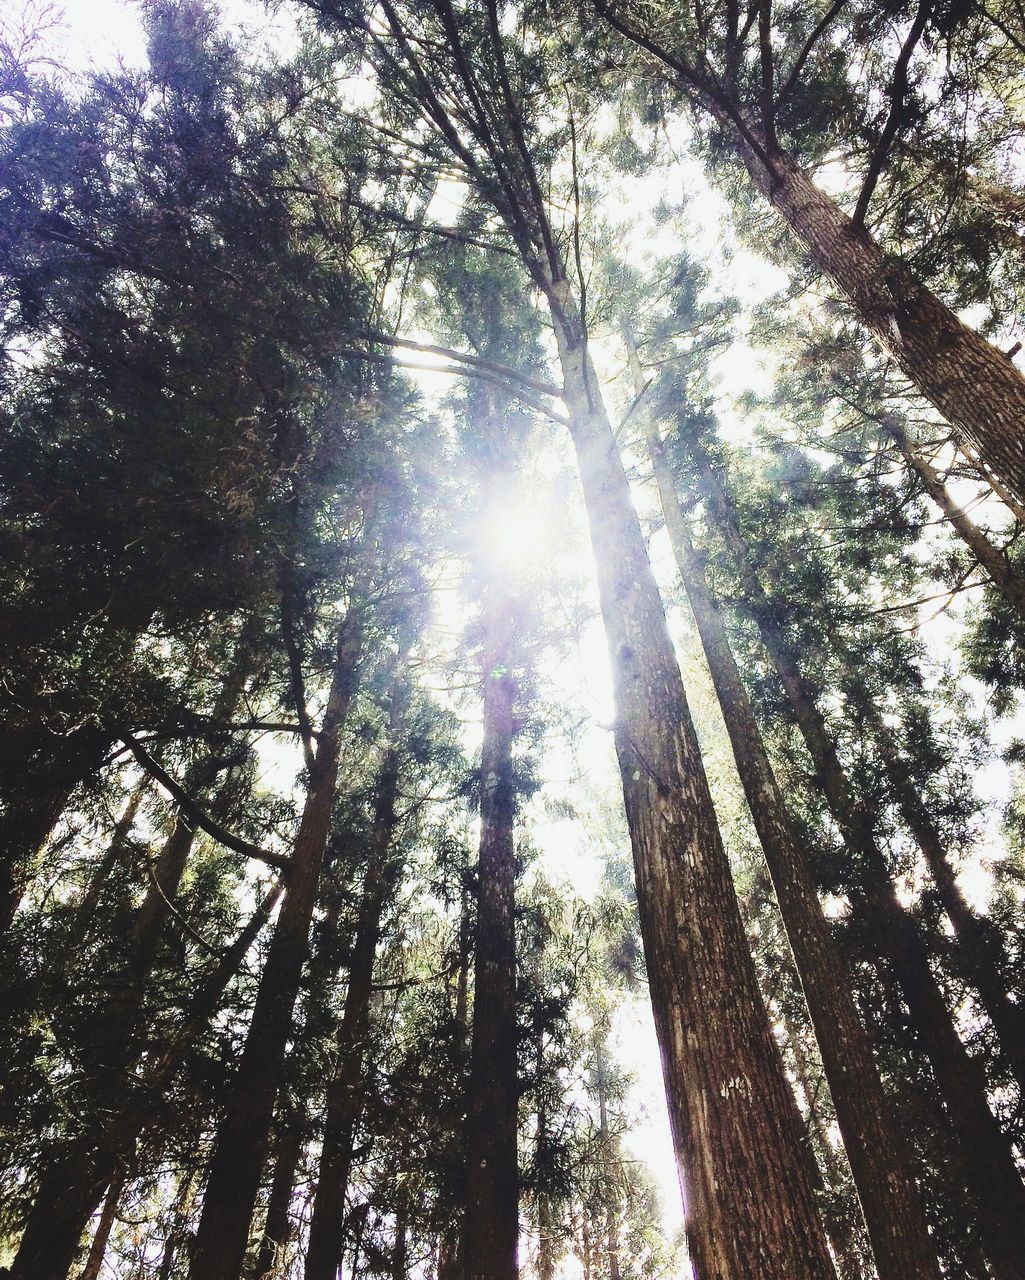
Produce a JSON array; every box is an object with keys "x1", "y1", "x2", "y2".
[
  {"x1": 253, "y1": 1126, "x2": 302, "y2": 1279},
  {"x1": 188, "y1": 603, "x2": 366, "y2": 1280},
  {"x1": 696, "y1": 455, "x2": 1025, "y2": 1280},
  {"x1": 547, "y1": 276, "x2": 835, "y2": 1280},
  {"x1": 885, "y1": 415, "x2": 1025, "y2": 619},
  {"x1": 728, "y1": 135, "x2": 1025, "y2": 507},
  {"x1": 634, "y1": 350, "x2": 939, "y2": 1280},
  {"x1": 774, "y1": 993, "x2": 866, "y2": 1280},
  {"x1": 462, "y1": 580, "x2": 520, "y2": 1280},
  {"x1": 304, "y1": 718, "x2": 403, "y2": 1280}
]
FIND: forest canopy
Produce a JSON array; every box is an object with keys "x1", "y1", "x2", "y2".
[{"x1": 2, "y1": 1, "x2": 1025, "y2": 1279}]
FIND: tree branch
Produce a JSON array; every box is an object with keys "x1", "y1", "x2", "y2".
[
  {"x1": 119, "y1": 732, "x2": 290, "y2": 871},
  {"x1": 851, "y1": 0, "x2": 932, "y2": 229},
  {"x1": 776, "y1": 0, "x2": 848, "y2": 105}
]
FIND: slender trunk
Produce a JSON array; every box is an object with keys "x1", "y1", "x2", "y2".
[
  {"x1": 437, "y1": 889, "x2": 471, "y2": 1280},
  {"x1": 393, "y1": 1200, "x2": 408, "y2": 1280},
  {"x1": 0, "y1": 724, "x2": 111, "y2": 932},
  {"x1": 885, "y1": 415, "x2": 1025, "y2": 618},
  {"x1": 774, "y1": 995, "x2": 866, "y2": 1280},
  {"x1": 78, "y1": 1165, "x2": 126, "y2": 1280},
  {"x1": 304, "y1": 718, "x2": 404, "y2": 1280},
  {"x1": 695, "y1": 453, "x2": 1025, "y2": 1280},
  {"x1": 349, "y1": 1202, "x2": 371, "y2": 1280},
  {"x1": 70, "y1": 778, "x2": 149, "y2": 949},
  {"x1": 593, "y1": 1036, "x2": 621, "y2": 1280},
  {"x1": 536, "y1": 1197, "x2": 557, "y2": 1280},
  {"x1": 580, "y1": 1210, "x2": 592, "y2": 1280},
  {"x1": 156, "y1": 1158, "x2": 200, "y2": 1280},
  {"x1": 9, "y1": 878, "x2": 283, "y2": 1280},
  {"x1": 853, "y1": 686, "x2": 1025, "y2": 1093},
  {"x1": 462, "y1": 580, "x2": 520, "y2": 1280},
  {"x1": 633, "y1": 343, "x2": 940, "y2": 1280},
  {"x1": 254, "y1": 1127, "x2": 302, "y2": 1279},
  {"x1": 535, "y1": 1030, "x2": 557, "y2": 1280},
  {"x1": 727, "y1": 132, "x2": 1025, "y2": 506},
  {"x1": 545, "y1": 275, "x2": 835, "y2": 1280},
  {"x1": 188, "y1": 603, "x2": 366, "y2": 1280}
]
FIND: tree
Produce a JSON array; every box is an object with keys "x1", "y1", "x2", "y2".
[
  {"x1": 305, "y1": 5, "x2": 837, "y2": 1271},
  {"x1": 593, "y1": 0, "x2": 1025, "y2": 507}
]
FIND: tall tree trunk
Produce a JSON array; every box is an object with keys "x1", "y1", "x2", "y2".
[
  {"x1": 694, "y1": 451, "x2": 1025, "y2": 1280},
  {"x1": 884, "y1": 415, "x2": 1025, "y2": 618},
  {"x1": 304, "y1": 694, "x2": 404, "y2": 1280},
  {"x1": 253, "y1": 1126, "x2": 302, "y2": 1280},
  {"x1": 536, "y1": 1196, "x2": 557, "y2": 1280},
  {"x1": 773, "y1": 990, "x2": 866, "y2": 1280},
  {"x1": 724, "y1": 132, "x2": 1025, "y2": 506},
  {"x1": 78, "y1": 1165, "x2": 126, "y2": 1280},
  {"x1": 462, "y1": 580, "x2": 521, "y2": 1280},
  {"x1": 632, "y1": 340, "x2": 940, "y2": 1280},
  {"x1": 156, "y1": 1154, "x2": 202, "y2": 1280},
  {"x1": 188, "y1": 601, "x2": 366, "y2": 1280},
  {"x1": 545, "y1": 274, "x2": 835, "y2": 1280}
]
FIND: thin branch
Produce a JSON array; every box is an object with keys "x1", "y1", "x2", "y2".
[
  {"x1": 851, "y1": 0, "x2": 932, "y2": 229},
  {"x1": 331, "y1": 347, "x2": 568, "y2": 422},
  {"x1": 119, "y1": 732, "x2": 290, "y2": 871},
  {"x1": 757, "y1": 0, "x2": 776, "y2": 146},
  {"x1": 776, "y1": 0, "x2": 848, "y2": 104},
  {"x1": 349, "y1": 329, "x2": 563, "y2": 398},
  {"x1": 592, "y1": 0, "x2": 782, "y2": 179}
]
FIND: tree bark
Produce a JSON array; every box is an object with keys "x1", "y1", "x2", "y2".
[
  {"x1": 694, "y1": 451, "x2": 1025, "y2": 1280},
  {"x1": 304, "y1": 701, "x2": 404, "y2": 1280},
  {"x1": 633, "y1": 341, "x2": 940, "y2": 1280},
  {"x1": 188, "y1": 601, "x2": 366, "y2": 1280},
  {"x1": 437, "y1": 887, "x2": 471, "y2": 1280},
  {"x1": 884, "y1": 414, "x2": 1025, "y2": 619},
  {"x1": 773, "y1": 990, "x2": 867, "y2": 1280},
  {"x1": 461, "y1": 576, "x2": 521, "y2": 1280},
  {"x1": 546, "y1": 274, "x2": 836, "y2": 1280}
]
